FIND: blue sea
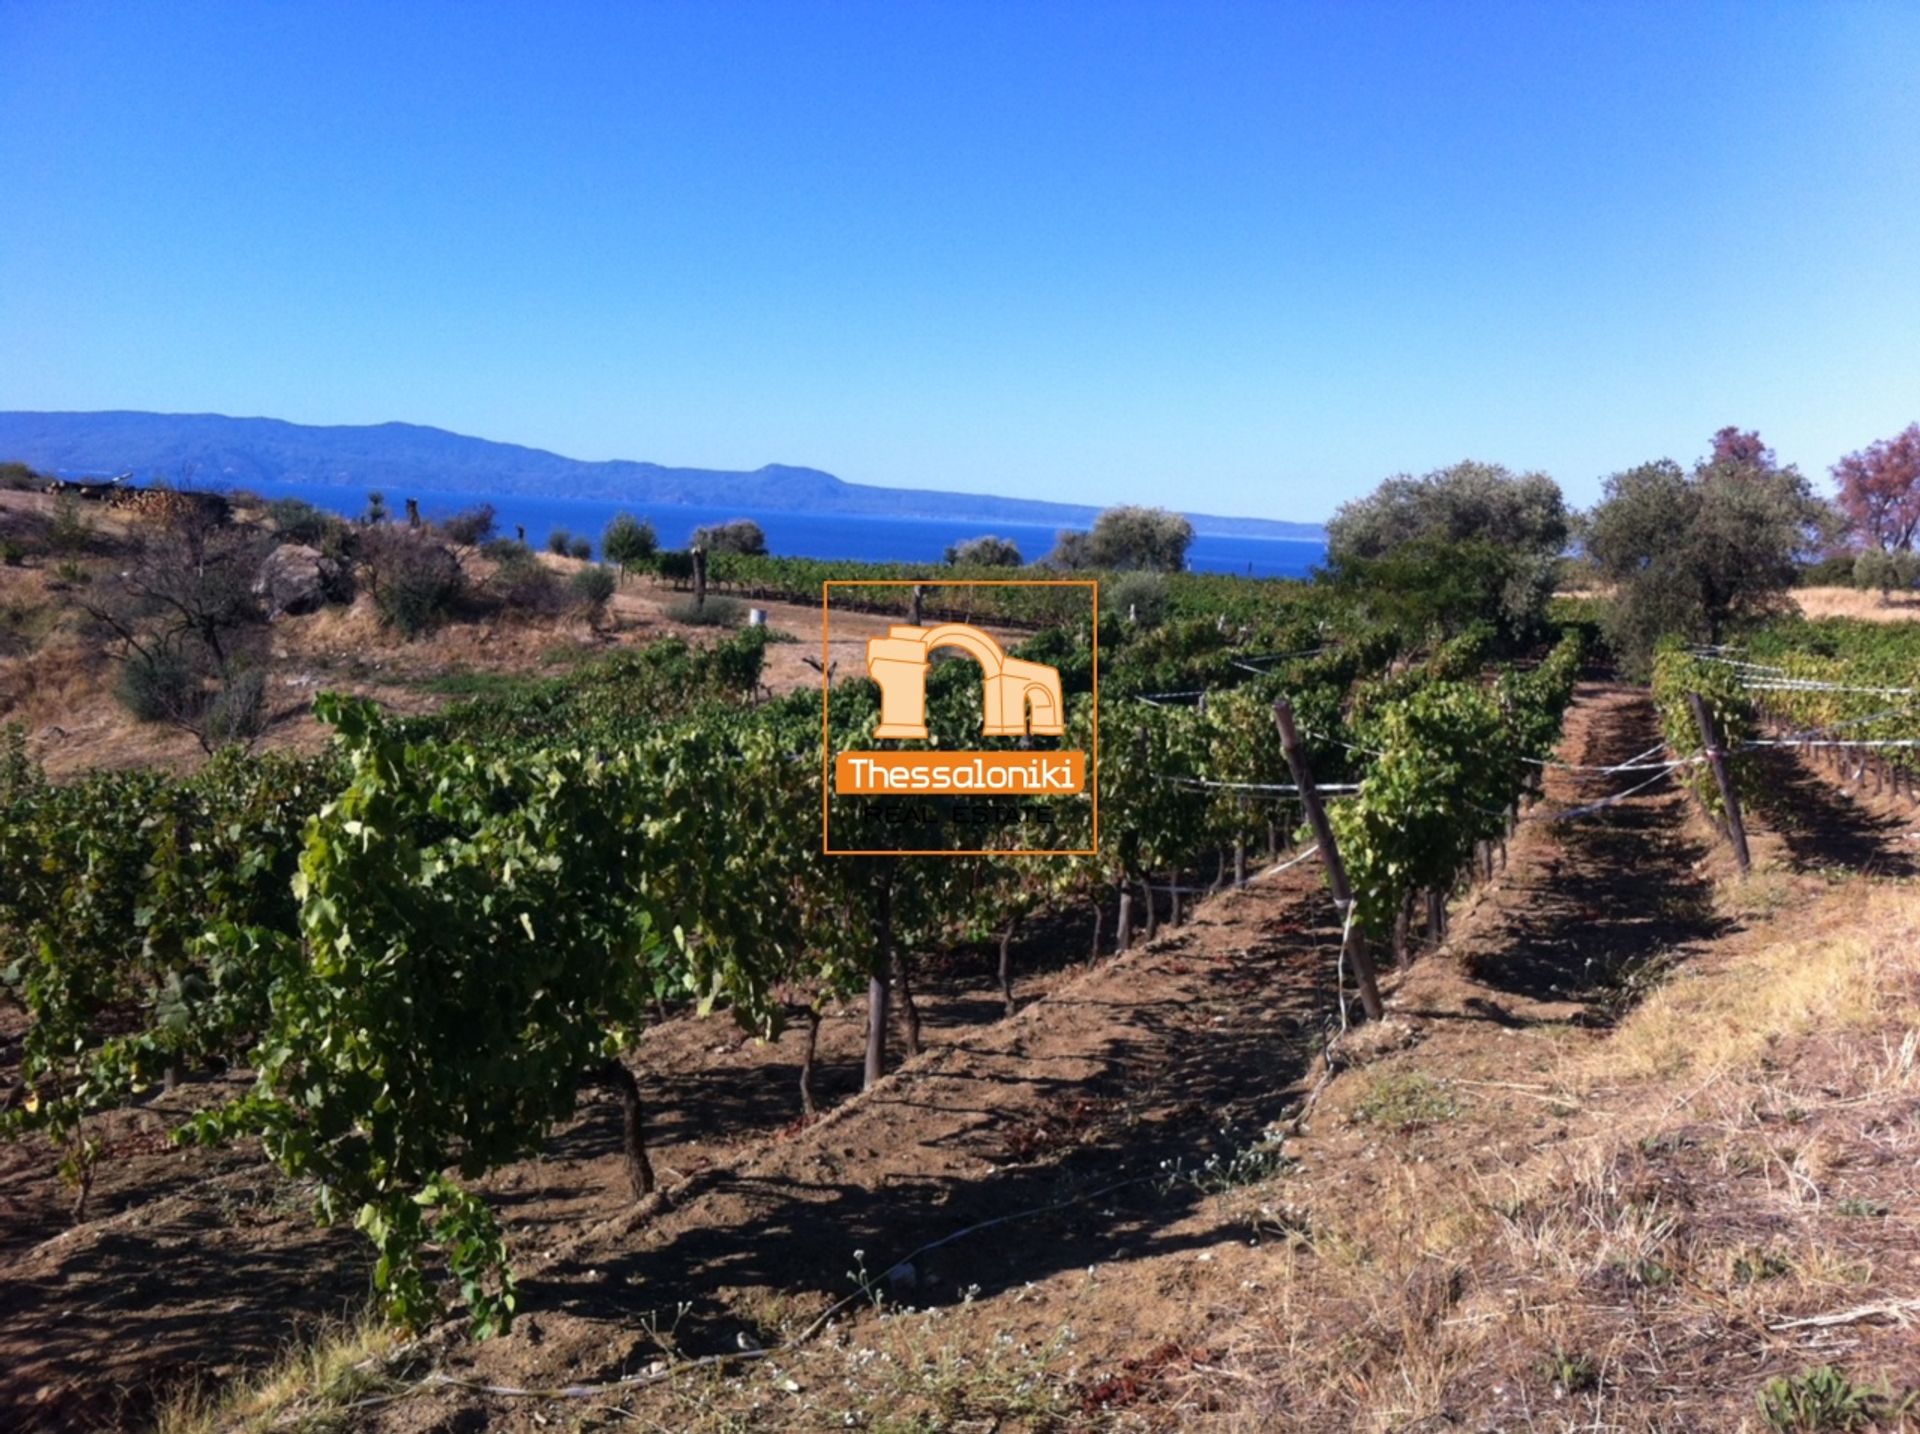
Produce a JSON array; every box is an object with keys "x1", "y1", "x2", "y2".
[{"x1": 215, "y1": 479, "x2": 1327, "y2": 579}]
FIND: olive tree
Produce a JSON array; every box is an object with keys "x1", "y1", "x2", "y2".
[
  {"x1": 1326, "y1": 460, "x2": 1568, "y2": 636},
  {"x1": 601, "y1": 512, "x2": 657, "y2": 581},
  {"x1": 1044, "y1": 505, "x2": 1193, "y2": 571},
  {"x1": 1584, "y1": 434, "x2": 1838, "y2": 674},
  {"x1": 690, "y1": 518, "x2": 767, "y2": 556},
  {"x1": 944, "y1": 534, "x2": 1023, "y2": 567}
]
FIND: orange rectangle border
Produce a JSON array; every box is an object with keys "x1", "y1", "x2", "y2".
[
  {"x1": 836, "y1": 750, "x2": 1087, "y2": 796},
  {"x1": 821, "y1": 579, "x2": 1099, "y2": 857}
]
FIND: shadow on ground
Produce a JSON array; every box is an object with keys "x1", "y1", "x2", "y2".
[{"x1": 1456, "y1": 688, "x2": 1734, "y2": 1024}]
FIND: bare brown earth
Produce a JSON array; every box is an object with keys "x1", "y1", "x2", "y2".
[{"x1": 4, "y1": 680, "x2": 1920, "y2": 1431}]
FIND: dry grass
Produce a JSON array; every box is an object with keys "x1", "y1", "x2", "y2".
[
  {"x1": 151, "y1": 1311, "x2": 400, "y2": 1434},
  {"x1": 1588, "y1": 884, "x2": 1920, "y2": 1089},
  {"x1": 1176, "y1": 879, "x2": 1920, "y2": 1429},
  {"x1": 1794, "y1": 585, "x2": 1920, "y2": 623}
]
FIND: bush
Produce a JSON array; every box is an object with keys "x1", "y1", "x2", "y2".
[
  {"x1": 0, "y1": 461, "x2": 43, "y2": 491},
  {"x1": 489, "y1": 552, "x2": 564, "y2": 614},
  {"x1": 568, "y1": 536, "x2": 592, "y2": 561},
  {"x1": 0, "y1": 541, "x2": 21, "y2": 567},
  {"x1": 1797, "y1": 553, "x2": 1860, "y2": 587},
  {"x1": 201, "y1": 668, "x2": 268, "y2": 747},
  {"x1": 547, "y1": 529, "x2": 573, "y2": 556},
  {"x1": 115, "y1": 648, "x2": 201, "y2": 724},
  {"x1": 944, "y1": 534, "x2": 1023, "y2": 567},
  {"x1": 266, "y1": 497, "x2": 336, "y2": 546},
  {"x1": 663, "y1": 595, "x2": 745, "y2": 628},
  {"x1": 481, "y1": 537, "x2": 532, "y2": 563},
  {"x1": 690, "y1": 518, "x2": 767, "y2": 556},
  {"x1": 441, "y1": 504, "x2": 497, "y2": 548},
  {"x1": 656, "y1": 550, "x2": 696, "y2": 583},
  {"x1": 570, "y1": 566, "x2": 617, "y2": 630},
  {"x1": 1853, "y1": 548, "x2": 1898, "y2": 595},
  {"x1": 364, "y1": 531, "x2": 465, "y2": 637},
  {"x1": 49, "y1": 492, "x2": 91, "y2": 554},
  {"x1": 1103, "y1": 571, "x2": 1169, "y2": 627}
]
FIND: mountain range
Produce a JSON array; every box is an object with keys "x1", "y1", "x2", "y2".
[{"x1": 0, "y1": 411, "x2": 1323, "y2": 540}]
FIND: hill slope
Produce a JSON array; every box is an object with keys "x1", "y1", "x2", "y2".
[{"x1": 0, "y1": 411, "x2": 1324, "y2": 540}]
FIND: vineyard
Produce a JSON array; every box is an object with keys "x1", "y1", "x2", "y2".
[{"x1": 5, "y1": 580, "x2": 1920, "y2": 1429}]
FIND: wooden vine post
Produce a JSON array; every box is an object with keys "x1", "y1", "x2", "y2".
[
  {"x1": 1272, "y1": 697, "x2": 1385, "y2": 1020},
  {"x1": 910, "y1": 584, "x2": 925, "y2": 627},
  {"x1": 691, "y1": 546, "x2": 708, "y2": 611},
  {"x1": 1687, "y1": 691, "x2": 1751, "y2": 874}
]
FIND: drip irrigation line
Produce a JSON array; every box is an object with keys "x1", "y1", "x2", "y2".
[
  {"x1": 1743, "y1": 679, "x2": 1919, "y2": 697},
  {"x1": 1155, "y1": 774, "x2": 1360, "y2": 795},
  {"x1": 1230, "y1": 646, "x2": 1331, "y2": 674},
  {"x1": 1761, "y1": 704, "x2": 1920, "y2": 741},
  {"x1": 1517, "y1": 736, "x2": 1673, "y2": 774},
  {"x1": 410, "y1": 1172, "x2": 1166, "y2": 1405},
  {"x1": 1303, "y1": 728, "x2": 1388, "y2": 761},
  {"x1": 1742, "y1": 737, "x2": 1920, "y2": 750},
  {"x1": 1252, "y1": 844, "x2": 1323, "y2": 881},
  {"x1": 1521, "y1": 761, "x2": 1690, "y2": 822},
  {"x1": 1694, "y1": 654, "x2": 1790, "y2": 675}
]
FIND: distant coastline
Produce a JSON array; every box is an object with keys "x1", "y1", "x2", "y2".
[
  {"x1": 230, "y1": 476, "x2": 1329, "y2": 579},
  {"x1": 0, "y1": 410, "x2": 1325, "y2": 543}
]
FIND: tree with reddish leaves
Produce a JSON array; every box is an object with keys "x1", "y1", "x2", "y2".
[
  {"x1": 1709, "y1": 426, "x2": 1778, "y2": 473},
  {"x1": 1833, "y1": 423, "x2": 1920, "y2": 552}
]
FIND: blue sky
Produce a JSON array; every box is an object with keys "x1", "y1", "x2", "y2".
[{"x1": 3, "y1": 2, "x2": 1917, "y2": 520}]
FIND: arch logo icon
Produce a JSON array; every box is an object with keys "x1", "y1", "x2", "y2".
[
  {"x1": 821, "y1": 580, "x2": 1097, "y2": 856},
  {"x1": 866, "y1": 623, "x2": 1065, "y2": 740}
]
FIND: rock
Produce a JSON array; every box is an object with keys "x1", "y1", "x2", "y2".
[{"x1": 253, "y1": 543, "x2": 341, "y2": 617}]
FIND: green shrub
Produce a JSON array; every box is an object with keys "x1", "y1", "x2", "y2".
[
  {"x1": 1103, "y1": 571, "x2": 1170, "y2": 628},
  {"x1": 664, "y1": 595, "x2": 745, "y2": 628},
  {"x1": 440, "y1": 504, "x2": 497, "y2": 548},
  {"x1": 656, "y1": 550, "x2": 695, "y2": 583},
  {"x1": 944, "y1": 534, "x2": 1023, "y2": 566},
  {"x1": 49, "y1": 492, "x2": 91, "y2": 554},
  {"x1": 1350, "y1": 1069, "x2": 1459, "y2": 1132},
  {"x1": 1756, "y1": 1366, "x2": 1911, "y2": 1431},
  {"x1": 201, "y1": 668, "x2": 268, "y2": 747},
  {"x1": 547, "y1": 529, "x2": 573, "y2": 556},
  {"x1": 266, "y1": 497, "x2": 336, "y2": 546},
  {"x1": 570, "y1": 565, "x2": 617, "y2": 628},
  {"x1": 0, "y1": 461, "x2": 43, "y2": 491},
  {"x1": 365, "y1": 531, "x2": 464, "y2": 637},
  {"x1": 116, "y1": 648, "x2": 202, "y2": 724},
  {"x1": 0, "y1": 541, "x2": 21, "y2": 567},
  {"x1": 1798, "y1": 553, "x2": 1861, "y2": 587}
]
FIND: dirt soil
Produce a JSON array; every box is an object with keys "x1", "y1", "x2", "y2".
[{"x1": 3, "y1": 680, "x2": 1919, "y2": 1431}]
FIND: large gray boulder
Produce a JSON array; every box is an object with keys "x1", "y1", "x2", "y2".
[{"x1": 254, "y1": 543, "x2": 341, "y2": 617}]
